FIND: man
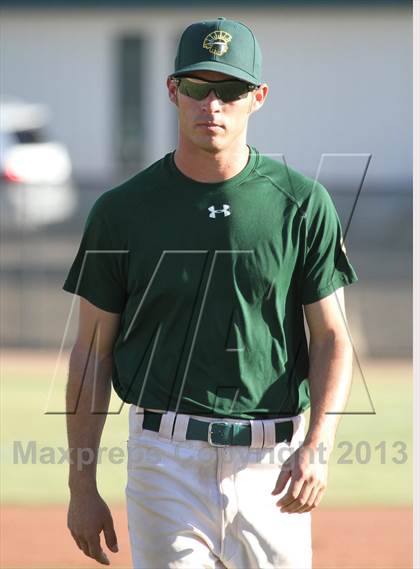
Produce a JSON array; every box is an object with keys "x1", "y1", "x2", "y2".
[{"x1": 64, "y1": 17, "x2": 358, "y2": 569}]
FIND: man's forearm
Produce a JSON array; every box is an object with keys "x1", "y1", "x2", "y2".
[
  {"x1": 66, "y1": 345, "x2": 113, "y2": 493},
  {"x1": 303, "y1": 335, "x2": 354, "y2": 455}
]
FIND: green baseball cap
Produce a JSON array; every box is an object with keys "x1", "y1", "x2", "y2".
[{"x1": 172, "y1": 17, "x2": 262, "y2": 85}]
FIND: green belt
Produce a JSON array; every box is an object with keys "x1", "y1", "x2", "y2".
[{"x1": 142, "y1": 410, "x2": 294, "y2": 447}]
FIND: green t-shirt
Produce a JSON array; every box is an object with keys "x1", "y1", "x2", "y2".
[{"x1": 63, "y1": 147, "x2": 358, "y2": 419}]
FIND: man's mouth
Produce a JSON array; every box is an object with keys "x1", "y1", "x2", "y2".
[{"x1": 196, "y1": 121, "x2": 224, "y2": 129}]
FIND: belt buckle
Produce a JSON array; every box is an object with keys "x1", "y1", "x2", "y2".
[{"x1": 208, "y1": 421, "x2": 231, "y2": 447}]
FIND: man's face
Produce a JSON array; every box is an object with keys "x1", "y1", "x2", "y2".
[{"x1": 167, "y1": 70, "x2": 268, "y2": 153}]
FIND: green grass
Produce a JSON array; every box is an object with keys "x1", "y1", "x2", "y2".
[
  {"x1": 1, "y1": 363, "x2": 129, "y2": 505},
  {"x1": 320, "y1": 365, "x2": 412, "y2": 507},
  {"x1": 0, "y1": 358, "x2": 412, "y2": 507}
]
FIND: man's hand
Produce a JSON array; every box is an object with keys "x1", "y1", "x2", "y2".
[
  {"x1": 271, "y1": 289, "x2": 353, "y2": 514},
  {"x1": 66, "y1": 299, "x2": 121, "y2": 564},
  {"x1": 271, "y1": 444, "x2": 329, "y2": 513},
  {"x1": 67, "y1": 490, "x2": 119, "y2": 565}
]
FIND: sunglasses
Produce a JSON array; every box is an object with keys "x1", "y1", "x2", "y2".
[{"x1": 172, "y1": 76, "x2": 259, "y2": 103}]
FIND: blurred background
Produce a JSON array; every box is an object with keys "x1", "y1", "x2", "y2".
[{"x1": 0, "y1": 1, "x2": 413, "y2": 568}]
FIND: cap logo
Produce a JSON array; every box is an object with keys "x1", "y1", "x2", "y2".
[{"x1": 203, "y1": 30, "x2": 232, "y2": 57}]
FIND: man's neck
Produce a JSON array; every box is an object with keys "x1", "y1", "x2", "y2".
[{"x1": 173, "y1": 142, "x2": 250, "y2": 184}]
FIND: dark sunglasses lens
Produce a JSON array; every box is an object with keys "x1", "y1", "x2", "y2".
[
  {"x1": 178, "y1": 80, "x2": 211, "y2": 100},
  {"x1": 216, "y1": 83, "x2": 250, "y2": 102},
  {"x1": 178, "y1": 79, "x2": 251, "y2": 102}
]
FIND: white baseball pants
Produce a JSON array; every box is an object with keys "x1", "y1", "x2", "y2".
[{"x1": 126, "y1": 405, "x2": 312, "y2": 569}]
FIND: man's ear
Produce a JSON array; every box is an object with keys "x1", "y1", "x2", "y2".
[
  {"x1": 167, "y1": 77, "x2": 179, "y2": 106},
  {"x1": 249, "y1": 83, "x2": 269, "y2": 114}
]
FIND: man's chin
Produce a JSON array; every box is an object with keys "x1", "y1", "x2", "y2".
[{"x1": 194, "y1": 136, "x2": 227, "y2": 153}]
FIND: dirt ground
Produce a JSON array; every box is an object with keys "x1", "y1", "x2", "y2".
[
  {"x1": 1, "y1": 352, "x2": 412, "y2": 567},
  {"x1": 0, "y1": 506, "x2": 412, "y2": 568}
]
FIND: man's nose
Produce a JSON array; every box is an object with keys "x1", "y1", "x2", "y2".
[{"x1": 201, "y1": 90, "x2": 222, "y2": 111}]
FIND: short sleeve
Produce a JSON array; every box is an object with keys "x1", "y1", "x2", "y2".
[
  {"x1": 301, "y1": 182, "x2": 358, "y2": 305},
  {"x1": 62, "y1": 198, "x2": 127, "y2": 313}
]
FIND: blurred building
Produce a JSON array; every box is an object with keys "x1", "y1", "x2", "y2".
[
  {"x1": 0, "y1": 0, "x2": 413, "y2": 356},
  {"x1": 1, "y1": 0, "x2": 412, "y2": 185}
]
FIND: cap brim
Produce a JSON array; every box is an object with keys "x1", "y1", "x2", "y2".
[{"x1": 171, "y1": 61, "x2": 260, "y2": 85}]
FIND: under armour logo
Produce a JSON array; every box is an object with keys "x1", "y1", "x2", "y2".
[{"x1": 208, "y1": 204, "x2": 231, "y2": 219}]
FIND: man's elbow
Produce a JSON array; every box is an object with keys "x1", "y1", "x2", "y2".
[
  {"x1": 67, "y1": 343, "x2": 113, "y2": 393},
  {"x1": 309, "y1": 329, "x2": 353, "y2": 356}
]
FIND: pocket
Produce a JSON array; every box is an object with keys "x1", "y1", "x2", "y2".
[{"x1": 126, "y1": 434, "x2": 170, "y2": 473}]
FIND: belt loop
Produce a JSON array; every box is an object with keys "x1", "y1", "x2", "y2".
[
  {"x1": 250, "y1": 420, "x2": 264, "y2": 449},
  {"x1": 291, "y1": 414, "x2": 304, "y2": 446},
  {"x1": 130, "y1": 405, "x2": 144, "y2": 435},
  {"x1": 158, "y1": 410, "x2": 176, "y2": 439},
  {"x1": 172, "y1": 414, "x2": 190, "y2": 442},
  {"x1": 261, "y1": 420, "x2": 276, "y2": 448}
]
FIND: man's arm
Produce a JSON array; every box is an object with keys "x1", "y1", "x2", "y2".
[
  {"x1": 272, "y1": 287, "x2": 354, "y2": 513},
  {"x1": 66, "y1": 297, "x2": 121, "y2": 565}
]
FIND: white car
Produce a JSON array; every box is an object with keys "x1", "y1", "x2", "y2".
[{"x1": 0, "y1": 97, "x2": 77, "y2": 229}]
